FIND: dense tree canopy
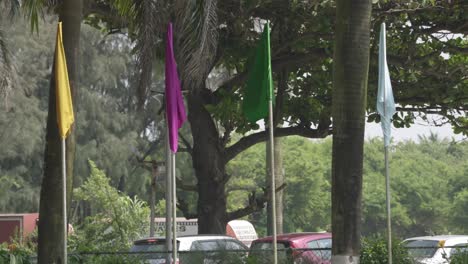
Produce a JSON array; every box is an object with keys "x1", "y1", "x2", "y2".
[
  {"x1": 229, "y1": 136, "x2": 468, "y2": 237},
  {"x1": 0, "y1": 16, "x2": 168, "y2": 216},
  {"x1": 0, "y1": 0, "x2": 466, "y2": 237}
]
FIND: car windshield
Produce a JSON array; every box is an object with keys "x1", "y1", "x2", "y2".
[
  {"x1": 307, "y1": 238, "x2": 332, "y2": 260},
  {"x1": 190, "y1": 239, "x2": 246, "y2": 251},
  {"x1": 131, "y1": 239, "x2": 180, "y2": 252},
  {"x1": 191, "y1": 240, "x2": 226, "y2": 251},
  {"x1": 404, "y1": 240, "x2": 439, "y2": 258},
  {"x1": 250, "y1": 242, "x2": 290, "y2": 263}
]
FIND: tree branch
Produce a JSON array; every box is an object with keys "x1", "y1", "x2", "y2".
[
  {"x1": 176, "y1": 176, "x2": 197, "y2": 192},
  {"x1": 224, "y1": 126, "x2": 331, "y2": 163},
  {"x1": 374, "y1": 5, "x2": 446, "y2": 15},
  {"x1": 226, "y1": 186, "x2": 257, "y2": 193},
  {"x1": 179, "y1": 133, "x2": 193, "y2": 155},
  {"x1": 226, "y1": 183, "x2": 287, "y2": 221},
  {"x1": 214, "y1": 49, "x2": 327, "y2": 102}
]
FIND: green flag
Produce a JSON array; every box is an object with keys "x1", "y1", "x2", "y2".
[{"x1": 242, "y1": 22, "x2": 274, "y2": 123}]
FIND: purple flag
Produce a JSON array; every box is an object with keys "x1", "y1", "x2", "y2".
[{"x1": 165, "y1": 23, "x2": 187, "y2": 153}]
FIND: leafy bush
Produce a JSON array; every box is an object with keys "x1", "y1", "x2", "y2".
[
  {"x1": 0, "y1": 243, "x2": 34, "y2": 264},
  {"x1": 450, "y1": 248, "x2": 468, "y2": 264},
  {"x1": 68, "y1": 254, "x2": 142, "y2": 264},
  {"x1": 70, "y1": 160, "x2": 149, "y2": 253},
  {"x1": 360, "y1": 236, "x2": 413, "y2": 264}
]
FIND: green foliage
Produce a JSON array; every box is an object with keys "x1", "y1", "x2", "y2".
[
  {"x1": 228, "y1": 136, "x2": 467, "y2": 237},
  {"x1": 0, "y1": 16, "x2": 166, "y2": 214},
  {"x1": 450, "y1": 248, "x2": 468, "y2": 264},
  {"x1": 69, "y1": 254, "x2": 141, "y2": 264},
  {"x1": 0, "y1": 0, "x2": 466, "y2": 242},
  {"x1": 70, "y1": 160, "x2": 149, "y2": 252},
  {"x1": 227, "y1": 136, "x2": 331, "y2": 235},
  {"x1": 360, "y1": 236, "x2": 413, "y2": 264},
  {"x1": 0, "y1": 244, "x2": 33, "y2": 264}
]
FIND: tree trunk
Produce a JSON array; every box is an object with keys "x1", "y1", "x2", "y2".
[
  {"x1": 187, "y1": 91, "x2": 227, "y2": 234},
  {"x1": 266, "y1": 137, "x2": 284, "y2": 235},
  {"x1": 37, "y1": 1, "x2": 82, "y2": 263},
  {"x1": 274, "y1": 137, "x2": 284, "y2": 234},
  {"x1": 331, "y1": 0, "x2": 371, "y2": 263}
]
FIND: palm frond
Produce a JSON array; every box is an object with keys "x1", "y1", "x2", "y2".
[
  {"x1": 135, "y1": 0, "x2": 164, "y2": 107},
  {"x1": 21, "y1": 0, "x2": 57, "y2": 33},
  {"x1": 175, "y1": 0, "x2": 218, "y2": 90},
  {"x1": 0, "y1": 28, "x2": 16, "y2": 108},
  {"x1": 131, "y1": 0, "x2": 168, "y2": 109},
  {"x1": 0, "y1": 0, "x2": 21, "y2": 18}
]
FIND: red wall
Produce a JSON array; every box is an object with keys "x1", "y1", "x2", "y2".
[
  {"x1": 0, "y1": 213, "x2": 39, "y2": 244},
  {"x1": 0, "y1": 219, "x2": 21, "y2": 244},
  {"x1": 22, "y1": 213, "x2": 39, "y2": 238}
]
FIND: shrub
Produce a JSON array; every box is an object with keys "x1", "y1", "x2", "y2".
[
  {"x1": 70, "y1": 160, "x2": 150, "y2": 252},
  {"x1": 0, "y1": 243, "x2": 34, "y2": 264},
  {"x1": 360, "y1": 236, "x2": 413, "y2": 264},
  {"x1": 450, "y1": 248, "x2": 468, "y2": 264}
]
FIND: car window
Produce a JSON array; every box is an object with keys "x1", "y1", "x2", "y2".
[
  {"x1": 404, "y1": 240, "x2": 439, "y2": 258},
  {"x1": 226, "y1": 240, "x2": 246, "y2": 250},
  {"x1": 250, "y1": 242, "x2": 291, "y2": 263},
  {"x1": 131, "y1": 240, "x2": 168, "y2": 252},
  {"x1": 131, "y1": 240, "x2": 173, "y2": 260},
  {"x1": 190, "y1": 240, "x2": 226, "y2": 251},
  {"x1": 250, "y1": 241, "x2": 289, "y2": 250},
  {"x1": 307, "y1": 240, "x2": 319, "y2": 249},
  {"x1": 451, "y1": 243, "x2": 468, "y2": 255},
  {"x1": 307, "y1": 238, "x2": 332, "y2": 260}
]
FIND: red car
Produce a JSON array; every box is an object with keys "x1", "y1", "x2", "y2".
[{"x1": 249, "y1": 232, "x2": 332, "y2": 264}]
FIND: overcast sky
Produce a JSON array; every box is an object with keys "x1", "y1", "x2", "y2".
[{"x1": 365, "y1": 118, "x2": 465, "y2": 143}]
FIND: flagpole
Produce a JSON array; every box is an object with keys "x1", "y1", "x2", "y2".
[
  {"x1": 62, "y1": 138, "x2": 67, "y2": 264},
  {"x1": 385, "y1": 144, "x2": 392, "y2": 264},
  {"x1": 172, "y1": 152, "x2": 177, "y2": 263},
  {"x1": 165, "y1": 126, "x2": 173, "y2": 264},
  {"x1": 377, "y1": 22, "x2": 393, "y2": 264},
  {"x1": 384, "y1": 92, "x2": 392, "y2": 264},
  {"x1": 268, "y1": 100, "x2": 278, "y2": 264}
]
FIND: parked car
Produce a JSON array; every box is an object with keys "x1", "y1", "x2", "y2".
[
  {"x1": 403, "y1": 235, "x2": 468, "y2": 264},
  {"x1": 249, "y1": 232, "x2": 332, "y2": 264},
  {"x1": 131, "y1": 235, "x2": 249, "y2": 264}
]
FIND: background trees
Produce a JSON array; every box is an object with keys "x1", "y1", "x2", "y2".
[
  {"x1": 0, "y1": 0, "x2": 466, "y2": 244},
  {"x1": 230, "y1": 136, "x2": 468, "y2": 237}
]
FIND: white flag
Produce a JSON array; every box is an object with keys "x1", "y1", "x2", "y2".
[{"x1": 377, "y1": 23, "x2": 396, "y2": 147}]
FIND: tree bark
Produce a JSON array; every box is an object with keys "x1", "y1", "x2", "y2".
[
  {"x1": 331, "y1": 0, "x2": 371, "y2": 263},
  {"x1": 187, "y1": 91, "x2": 227, "y2": 234},
  {"x1": 266, "y1": 137, "x2": 284, "y2": 235},
  {"x1": 37, "y1": 1, "x2": 82, "y2": 263}
]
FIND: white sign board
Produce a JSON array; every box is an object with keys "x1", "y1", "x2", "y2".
[
  {"x1": 153, "y1": 217, "x2": 198, "y2": 237},
  {"x1": 226, "y1": 220, "x2": 258, "y2": 247}
]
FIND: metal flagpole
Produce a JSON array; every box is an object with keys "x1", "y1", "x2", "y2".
[
  {"x1": 385, "y1": 144, "x2": 392, "y2": 264},
  {"x1": 268, "y1": 100, "x2": 277, "y2": 264},
  {"x1": 384, "y1": 92, "x2": 393, "y2": 264},
  {"x1": 172, "y1": 152, "x2": 177, "y2": 263},
  {"x1": 62, "y1": 139, "x2": 68, "y2": 264},
  {"x1": 165, "y1": 126, "x2": 173, "y2": 264}
]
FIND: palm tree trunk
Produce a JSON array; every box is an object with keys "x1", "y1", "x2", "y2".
[
  {"x1": 37, "y1": 1, "x2": 82, "y2": 263},
  {"x1": 331, "y1": 0, "x2": 371, "y2": 263}
]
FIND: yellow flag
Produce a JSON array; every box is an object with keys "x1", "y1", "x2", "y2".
[{"x1": 55, "y1": 22, "x2": 74, "y2": 139}]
